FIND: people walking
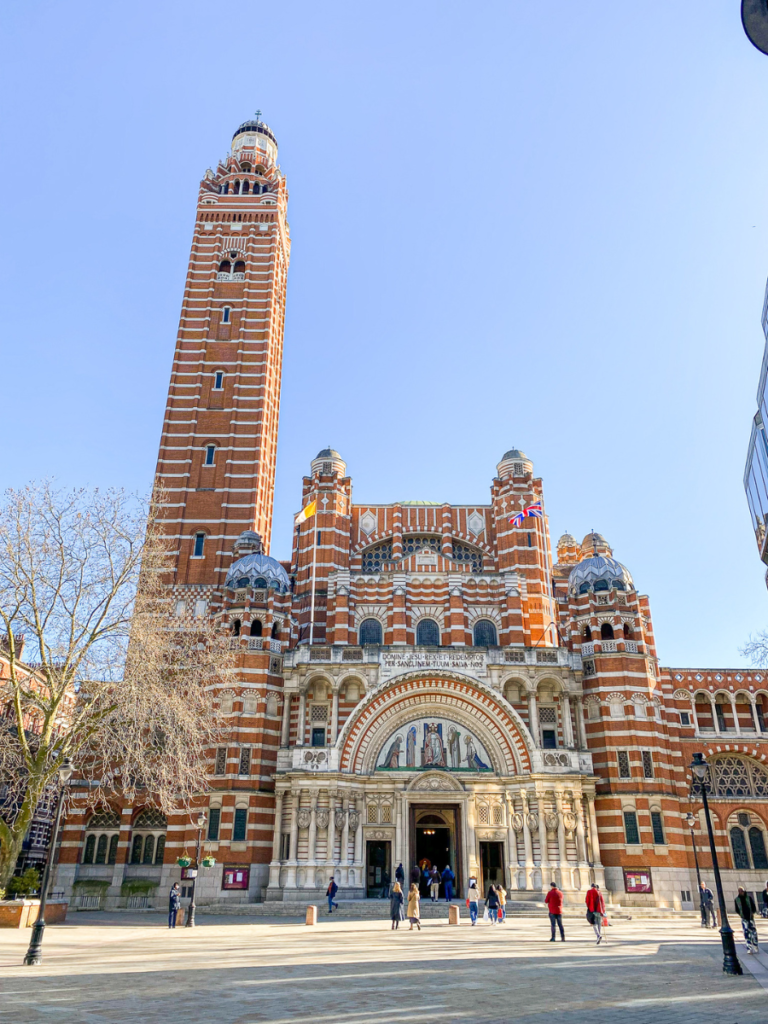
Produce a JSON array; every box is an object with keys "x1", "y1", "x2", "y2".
[
  {"x1": 407, "y1": 882, "x2": 421, "y2": 930},
  {"x1": 410, "y1": 863, "x2": 421, "y2": 889},
  {"x1": 735, "y1": 886, "x2": 760, "y2": 953},
  {"x1": 326, "y1": 876, "x2": 339, "y2": 914},
  {"x1": 168, "y1": 882, "x2": 181, "y2": 929},
  {"x1": 381, "y1": 870, "x2": 391, "y2": 899},
  {"x1": 466, "y1": 879, "x2": 479, "y2": 925},
  {"x1": 761, "y1": 881, "x2": 768, "y2": 919},
  {"x1": 395, "y1": 863, "x2": 405, "y2": 888},
  {"x1": 545, "y1": 882, "x2": 565, "y2": 941},
  {"x1": 389, "y1": 881, "x2": 404, "y2": 929},
  {"x1": 699, "y1": 882, "x2": 717, "y2": 929},
  {"x1": 497, "y1": 882, "x2": 507, "y2": 923},
  {"x1": 429, "y1": 866, "x2": 440, "y2": 902},
  {"x1": 442, "y1": 864, "x2": 455, "y2": 902},
  {"x1": 586, "y1": 883, "x2": 605, "y2": 944},
  {"x1": 486, "y1": 883, "x2": 500, "y2": 924}
]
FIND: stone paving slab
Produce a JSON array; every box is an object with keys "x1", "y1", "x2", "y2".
[{"x1": 0, "y1": 913, "x2": 765, "y2": 1024}]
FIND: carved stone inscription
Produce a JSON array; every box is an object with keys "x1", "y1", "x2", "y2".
[{"x1": 381, "y1": 651, "x2": 486, "y2": 675}]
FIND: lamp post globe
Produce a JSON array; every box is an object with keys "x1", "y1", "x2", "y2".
[
  {"x1": 185, "y1": 811, "x2": 207, "y2": 928},
  {"x1": 689, "y1": 753, "x2": 743, "y2": 975}
]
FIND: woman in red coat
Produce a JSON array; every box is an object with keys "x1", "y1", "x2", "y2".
[{"x1": 585, "y1": 883, "x2": 606, "y2": 944}]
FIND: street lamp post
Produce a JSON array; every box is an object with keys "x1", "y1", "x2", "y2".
[
  {"x1": 23, "y1": 758, "x2": 74, "y2": 966},
  {"x1": 684, "y1": 811, "x2": 705, "y2": 927},
  {"x1": 185, "y1": 811, "x2": 207, "y2": 928},
  {"x1": 689, "y1": 753, "x2": 743, "y2": 976}
]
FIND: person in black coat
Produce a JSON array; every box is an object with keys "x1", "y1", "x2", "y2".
[
  {"x1": 735, "y1": 887, "x2": 759, "y2": 952},
  {"x1": 389, "y1": 882, "x2": 404, "y2": 929},
  {"x1": 486, "y1": 883, "x2": 500, "y2": 924},
  {"x1": 168, "y1": 883, "x2": 181, "y2": 929},
  {"x1": 410, "y1": 864, "x2": 421, "y2": 887},
  {"x1": 395, "y1": 863, "x2": 405, "y2": 887}
]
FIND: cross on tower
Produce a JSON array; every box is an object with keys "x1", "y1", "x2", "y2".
[{"x1": 254, "y1": 109, "x2": 262, "y2": 122}]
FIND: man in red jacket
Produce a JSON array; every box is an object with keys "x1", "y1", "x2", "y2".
[
  {"x1": 545, "y1": 882, "x2": 565, "y2": 941},
  {"x1": 586, "y1": 883, "x2": 606, "y2": 944}
]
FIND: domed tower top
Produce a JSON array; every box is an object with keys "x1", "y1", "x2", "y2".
[
  {"x1": 556, "y1": 532, "x2": 580, "y2": 565},
  {"x1": 580, "y1": 531, "x2": 612, "y2": 558},
  {"x1": 496, "y1": 448, "x2": 533, "y2": 479},
  {"x1": 231, "y1": 112, "x2": 278, "y2": 168},
  {"x1": 311, "y1": 447, "x2": 347, "y2": 477}
]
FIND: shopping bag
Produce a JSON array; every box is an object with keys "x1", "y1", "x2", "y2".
[
  {"x1": 602, "y1": 916, "x2": 610, "y2": 927},
  {"x1": 483, "y1": 908, "x2": 490, "y2": 921}
]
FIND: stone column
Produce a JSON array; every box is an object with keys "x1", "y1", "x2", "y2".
[
  {"x1": 574, "y1": 696, "x2": 587, "y2": 750},
  {"x1": 280, "y1": 694, "x2": 291, "y2": 747},
  {"x1": 730, "y1": 695, "x2": 742, "y2": 736},
  {"x1": 341, "y1": 797, "x2": 350, "y2": 873},
  {"x1": 467, "y1": 794, "x2": 479, "y2": 880},
  {"x1": 268, "y1": 789, "x2": 284, "y2": 888},
  {"x1": 395, "y1": 792, "x2": 405, "y2": 871},
  {"x1": 710, "y1": 696, "x2": 721, "y2": 736},
  {"x1": 297, "y1": 692, "x2": 307, "y2": 746},
  {"x1": 561, "y1": 694, "x2": 574, "y2": 748},
  {"x1": 575, "y1": 794, "x2": 588, "y2": 866},
  {"x1": 505, "y1": 792, "x2": 518, "y2": 889},
  {"x1": 331, "y1": 687, "x2": 340, "y2": 743},
  {"x1": 353, "y1": 794, "x2": 363, "y2": 886},
  {"x1": 286, "y1": 790, "x2": 300, "y2": 888},
  {"x1": 554, "y1": 790, "x2": 569, "y2": 889},
  {"x1": 586, "y1": 793, "x2": 605, "y2": 887},
  {"x1": 520, "y1": 789, "x2": 534, "y2": 890},
  {"x1": 751, "y1": 698, "x2": 762, "y2": 734},
  {"x1": 528, "y1": 690, "x2": 540, "y2": 746},
  {"x1": 308, "y1": 794, "x2": 318, "y2": 866},
  {"x1": 536, "y1": 791, "x2": 549, "y2": 888}
]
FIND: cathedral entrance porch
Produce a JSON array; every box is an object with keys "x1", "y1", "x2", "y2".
[
  {"x1": 479, "y1": 840, "x2": 504, "y2": 893},
  {"x1": 410, "y1": 805, "x2": 461, "y2": 896}
]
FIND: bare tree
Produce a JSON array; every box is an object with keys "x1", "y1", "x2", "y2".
[
  {"x1": 0, "y1": 483, "x2": 231, "y2": 889},
  {"x1": 742, "y1": 632, "x2": 768, "y2": 668}
]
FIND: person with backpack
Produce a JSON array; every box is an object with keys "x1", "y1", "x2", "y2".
[
  {"x1": 485, "y1": 883, "x2": 500, "y2": 924},
  {"x1": 441, "y1": 864, "x2": 455, "y2": 902},
  {"x1": 586, "y1": 883, "x2": 605, "y2": 944},
  {"x1": 545, "y1": 882, "x2": 565, "y2": 941},
  {"x1": 466, "y1": 878, "x2": 480, "y2": 925},
  {"x1": 429, "y1": 866, "x2": 440, "y2": 902},
  {"x1": 735, "y1": 887, "x2": 759, "y2": 953},
  {"x1": 389, "y1": 881, "x2": 404, "y2": 929},
  {"x1": 326, "y1": 876, "x2": 339, "y2": 914}
]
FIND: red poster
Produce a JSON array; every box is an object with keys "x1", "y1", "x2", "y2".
[
  {"x1": 222, "y1": 866, "x2": 250, "y2": 890},
  {"x1": 624, "y1": 869, "x2": 653, "y2": 893}
]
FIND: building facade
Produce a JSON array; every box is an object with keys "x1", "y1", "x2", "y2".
[
  {"x1": 56, "y1": 119, "x2": 768, "y2": 911},
  {"x1": 745, "y1": 279, "x2": 768, "y2": 586}
]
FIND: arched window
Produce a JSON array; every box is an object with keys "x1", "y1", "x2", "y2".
[
  {"x1": 473, "y1": 620, "x2": 497, "y2": 647},
  {"x1": 95, "y1": 834, "x2": 108, "y2": 864},
  {"x1": 271, "y1": 621, "x2": 280, "y2": 639},
  {"x1": 222, "y1": 182, "x2": 229, "y2": 194},
  {"x1": 83, "y1": 810, "x2": 120, "y2": 866},
  {"x1": 750, "y1": 826, "x2": 768, "y2": 869},
  {"x1": 108, "y1": 834, "x2": 119, "y2": 864},
  {"x1": 214, "y1": 371, "x2": 224, "y2": 390},
  {"x1": 583, "y1": 625, "x2": 592, "y2": 641},
  {"x1": 130, "y1": 834, "x2": 143, "y2": 863},
  {"x1": 241, "y1": 163, "x2": 251, "y2": 172},
  {"x1": 731, "y1": 827, "x2": 751, "y2": 870},
  {"x1": 623, "y1": 623, "x2": 633, "y2": 639},
  {"x1": 155, "y1": 835, "x2": 165, "y2": 865},
  {"x1": 593, "y1": 579, "x2": 609, "y2": 592},
  {"x1": 613, "y1": 579, "x2": 626, "y2": 590},
  {"x1": 222, "y1": 307, "x2": 231, "y2": 324},
  {"x1": 232, "y1": 619, "x2": 241, "y2": 637},
  {"x1": 579, "y1": 582, "x2": 590, "y2": 595},
  {"x1": 417, "y1": 619, "x2": 440, "y2": 646},
  {"x1": 710, "y1": 756, "x2": 768, "y2": 797},
  {"x1": 359, "y1": 618, "x2": 382, "y2": 645},
  {"x1": 218, "y1": 260, "x2": 231, "y2": 275},
  {"x1": 233, "y1": 179, "x2": 241, "y2": 194},
  {"x1": 241, "y1": 180, "x2": 250, "y2": 193},
  {"x1": 253, "y1": 576, "x2": 268, "y2": 589},
  {"x1": 83, "y1": 834, "x2": 96, "y2": 864},
  {"x1": 193, "y1": 532, "x2": 206, "y2": 558},
  {"x1": 600, "y1": 623, "x2": 614, "y2": 640},
  {"x1": 204, "y1": 444, "x2": 216, "y2": 466},
  {"x1": 234, "y1": 260, "x2": 245, "y2": 275},
  {"x1": 250, "y1": 619, "x2": 262, "y2": 637},
  {"x1": 142, "y1": 834, "x2": 155, "y2": 864}
]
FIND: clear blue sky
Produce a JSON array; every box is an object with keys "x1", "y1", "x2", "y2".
[{"x1": 3, "y1": 2, "x2": 767, "y2": 667}]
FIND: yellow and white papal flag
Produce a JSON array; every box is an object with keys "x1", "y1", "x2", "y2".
[{"x1": 294, "y1": 500, "x2": 317, "y2": 525}]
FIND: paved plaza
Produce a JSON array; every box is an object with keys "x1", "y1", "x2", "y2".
[{"x1": 1, "y1": 912, "x2": 768, "y2": 1024}]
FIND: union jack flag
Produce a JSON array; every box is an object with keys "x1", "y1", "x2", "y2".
[{"x1": 509, "y1": 501, "x2": 543, "y2": 527}]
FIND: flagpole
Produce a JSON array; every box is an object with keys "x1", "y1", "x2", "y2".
[{"x1": 539, "y1": 496, "x2": 557, "y2": 646}]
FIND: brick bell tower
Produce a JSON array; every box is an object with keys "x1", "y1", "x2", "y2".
[{"x1": 154, "y1": 114, "x2": 290, "y2": 587}]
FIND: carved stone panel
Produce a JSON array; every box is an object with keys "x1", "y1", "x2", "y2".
[
  {"x1": 316, "y1": 809, "x2": 330, "y2": 830},
  {"x1": 334, "y1": 809, "x2": 345, "y2": 832},
  {"x1": 526, "y1": 812, "x2": 539, "y2": 831},
  {"x1": 348, "y1": 810, "x2": 360, "y2": 832},
  {"x1": 511, "y1": 812, "x2": 524, "y2": 832},
  {"x1": 545, "y1": 812, "x2": 559, "y2": 832},
  {"x1": 296, "y1": 809, "x2": 311, "y2": 830}
]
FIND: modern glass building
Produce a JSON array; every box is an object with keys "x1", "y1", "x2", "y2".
[{"x1": 745, "y1": 279, "x2": 768, "y2": 582}]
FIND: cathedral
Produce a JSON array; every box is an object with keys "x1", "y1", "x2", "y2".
[{"x1": 57, "y1": 118, "x2": 768, "y2": 911}]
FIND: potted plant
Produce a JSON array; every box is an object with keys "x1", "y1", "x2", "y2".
[
  {"x1": 201, "y1": 856, "x2": 216, "y2": 868},
  {"x1": 177, "y1": 855, "x2": 191, "y2": 868}
]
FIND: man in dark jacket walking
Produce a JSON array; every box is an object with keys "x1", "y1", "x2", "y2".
[
  {"x1": 735, "y1": 887, "x2": 759, "y2": 953},
  {"x1": 168, "y1": 883, "x2": 181, "y2": 929},
  {"x1": 395, "y1": 863, "x2": 405, "y2": 887},
  {"x1": 326, "y1": 876, "x2": 339, "y2": 914},
  {"x1": 699, "y1": 882, "x2": 717, "y2": 928},
  {"x1": 410, "y1": 864, "x2": 421, "y2": 888},
  {"x1": 545, "y1": 882, "x2": 565, "y2": 941},
  {"x1": 441, "y1": 864, "x2": 455, "y2": 902}
]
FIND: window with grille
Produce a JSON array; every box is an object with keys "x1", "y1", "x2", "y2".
[
  {"x1": 416, "y1": 619, "x2": 440, "y2": 646},
  {"x1": 207, "y1": 808, "x2": 221, "y2": 841},
  {"x1": 238, "y1": 748, "x2": 251, "y2": 776},
  {"x1": 381, "y1": 804, "x2": 392, "y2": 823},
  {"x1": 233, "y1": 808, "x2": 248, "y2": 842},
  {"x1": 641, "y1": 751, "x2": 654, "y2": 779},
  {"x1": 709, "y1": 756, "x2": 768, "y2": 797},
  {"x1": 322, "y1": 462, "x2": 332, "y2": 473},
  {"x1": 453, "y1": 541, "x2": 483, "y2": 572},
  {"x1": 539, "y1": 706, "x2": 557, "y2": 724},
  {"x1": 367, "y1": 804, "x2": 378, "y2": 824},
  {"x1": 651, "y1": 811, "x2": 665, "y2": 845},
  {"x1": 623, "y1": 810, "x2": 640, "y2": 845},
  {"x1": 402, "y1": 535, "x2": 441, "y2": 557},
  {"x1": 359, "y1": 618, "x2": 383, "y2": 645},
  {"x1": 478, "y1": 805, "x2": 490, "y2": 824},
  {"x1": 361, "y1": 541, "x2": 393, "y2": 573},
  {"x1": 617, "y1": 751, "x2": 631, "y2": 778},
  {"x1": 310, "y1": 704, "x2": 328, "y2": 722},
  {"x1": 492, "y1": 805, "x2": 503, "y2": 825},
  {"x1": 583, "y1": 660, "x2": 595, "y2": 677},
  {"x1": 215, "y1": 748, "x2": 227, "y2": 776},
  {"x1": 133, "y1": 809, "x2": 167, "y2": 830}
]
